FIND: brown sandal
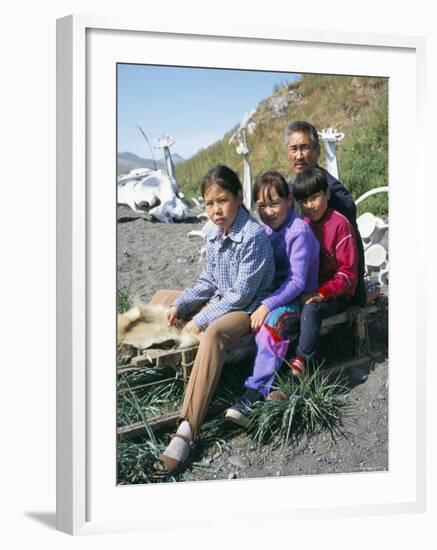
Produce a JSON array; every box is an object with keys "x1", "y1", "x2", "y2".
[{"x1": 152, "y1": 433, "x2": 194, "y2": 479}]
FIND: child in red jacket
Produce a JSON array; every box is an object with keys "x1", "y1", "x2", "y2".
[{"x1": 290, "y1": 166, "x2": 359, "y2": 376}]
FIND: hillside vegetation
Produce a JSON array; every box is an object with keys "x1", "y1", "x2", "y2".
[{"x1": 175, "y1": 74, "x2": 388, "y2": 216}]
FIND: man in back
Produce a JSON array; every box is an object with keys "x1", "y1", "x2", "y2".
[{"x1": 285, "y1": 120, "x2": 366, "y2": 307}]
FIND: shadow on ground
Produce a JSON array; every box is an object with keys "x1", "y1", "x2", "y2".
[{"x1": 24, "y1": 511, "x2": 56, "y2": 530}]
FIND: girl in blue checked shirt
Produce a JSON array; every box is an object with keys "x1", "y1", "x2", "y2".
[{"x1": 154, "y1": 165, "x2": 275, "y2": 477}]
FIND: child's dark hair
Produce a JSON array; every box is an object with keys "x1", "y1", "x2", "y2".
[
  {"x1": 252, "y1": 170, "x2": 290, "y2": 203},
  {"x1": 201, "y1": 165, "x2": 243, "y2": 198},
  {"x1": 292, "y1": 167, "x2": 328, "y2": 202}
]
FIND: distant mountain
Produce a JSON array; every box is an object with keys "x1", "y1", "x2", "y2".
[
  {"x1": 118, "y1": 152, "x2": 146, "y2": 162},
  {"x1": 117, "y1": 151, "x2": 185, "y2": 176}
]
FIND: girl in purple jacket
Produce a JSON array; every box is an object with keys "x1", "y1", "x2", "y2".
[{"x1": 225, "y1": 171, "x2": 320, "y2": 427}]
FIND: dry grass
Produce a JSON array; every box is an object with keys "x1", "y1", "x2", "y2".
[{"x1": 175, "y1": 74, "x2": 388, "y2": 216}]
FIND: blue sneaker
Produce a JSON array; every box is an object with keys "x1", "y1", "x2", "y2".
[{"x1": 225, "y1": 388, "x2": 264, "y2": 428}]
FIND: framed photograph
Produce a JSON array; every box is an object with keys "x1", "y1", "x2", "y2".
[{"x1": 56, "y1": 15, "x2": 426, "y2": 535}]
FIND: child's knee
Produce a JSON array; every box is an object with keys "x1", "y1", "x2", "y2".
[
  {"x1": 301, "y1": 302, "x2": 322, "y2": 323},
  {"x1": 202, "y1": 322, "x2": 223, "y2": 345},
  {"x1": 202, "y1": 319, "x2": 234, "y2": 346}
]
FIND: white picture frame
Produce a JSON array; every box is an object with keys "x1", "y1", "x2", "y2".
[{"x1": 56, "y1": 14, "x2": 427, "y2": 536}]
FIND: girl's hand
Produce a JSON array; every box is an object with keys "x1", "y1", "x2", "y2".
[
  {"x1": 300, "y1": 292, "x2": 324, "y2": 305},
  {"x1": 183, "y1": 320, "x2": 201, "y2": 335},
  {"x1": 166, "y1": 306, "x2": 179, "y2": 326},
  {"x1": 250, "y1": 304, "x2": 269, "y2": 332}
]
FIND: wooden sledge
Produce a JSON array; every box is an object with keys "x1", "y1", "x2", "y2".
[{"x1": 117, "y1": 299, "x2": 387, "y2": 438}]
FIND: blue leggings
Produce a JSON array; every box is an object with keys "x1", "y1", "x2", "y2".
[
  {"x1": 244, "y1": 303, "x2": 300, "y2": 398},
  {"x1": 296, "y1": 296, "x2": 350, "y2": 360}
]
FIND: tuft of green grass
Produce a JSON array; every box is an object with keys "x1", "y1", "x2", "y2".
[
  {"x1": 117, "y1": 375, "x2": 187, "y2": 484},
  {"x1": 117, "y1": 288, "x2": 133, "y2": 313},
  {"x1": 117, "y1": 438, "x2": 165, "y2": 484},
  {"x1": 247, "y1": 363, "x2": 351, "y2": 447},
  {"x1": 117, "y1": 375, "x2": 185, "y2": 428}
]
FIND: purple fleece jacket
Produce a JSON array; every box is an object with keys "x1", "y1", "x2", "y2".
[{"x1": 261, "y1": 209, "x2": 320, "y2": 312}]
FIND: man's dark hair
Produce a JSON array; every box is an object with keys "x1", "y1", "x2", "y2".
[
  {"x1": 292, "y1": 166, "x2": 328, "y2": 202},
  {"x1": 284, "y1": 120, "x2": 320, "y2": 149}
]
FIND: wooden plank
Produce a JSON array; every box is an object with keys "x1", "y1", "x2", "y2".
[
  {"x1": 322, "y1": 355, "x2": 376, "y2": 376},
  {"x1": 117, "y1": 363, "x2": 151, "y2": 375},
  {"x1": 118, "y1": 404, "x2": 225, "y2": 438},
  {"x1": 117, "y1": 345, "x2": 199, "y2": 374},
  {"x1": 291, "y1": 304, "x2": 384, "y2": 340},
  {"x1": 118, "y1": 376, "x2": 184, "y2": 395},
  {"x1": 118, "y1": 413, "x2": 180, "y2": 438}
]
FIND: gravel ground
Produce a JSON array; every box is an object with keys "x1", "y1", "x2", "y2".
[
  {"x1": 117, "y1": 205, "x2": 205, "y2": 302},
  {"x1": 117, "y1": 206, "x2": 389, "y2": 481},
  {"x1": 184, "y1": 357, "x2": 388, "y2": 481}
]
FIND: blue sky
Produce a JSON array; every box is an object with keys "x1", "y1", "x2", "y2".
[{"x1": 117, "y1": 64, "x2": 299, "y2": 161}]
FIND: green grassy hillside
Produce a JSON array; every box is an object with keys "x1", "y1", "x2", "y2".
[{"x1": 175, "y1": 74, "x2": 388, "y2": 216}]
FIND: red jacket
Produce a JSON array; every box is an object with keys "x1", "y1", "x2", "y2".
[{"x1": 307, "y1": 208, "x2": 358, "y2": 300}]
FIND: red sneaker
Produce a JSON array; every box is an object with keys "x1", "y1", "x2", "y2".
[{"x1": 289, "y1": 356, "x2": 306, "y2": 377}]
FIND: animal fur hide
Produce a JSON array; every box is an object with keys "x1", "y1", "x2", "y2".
[{"x1": 117, "y1": 303, "x2": 199, "y2": 350}]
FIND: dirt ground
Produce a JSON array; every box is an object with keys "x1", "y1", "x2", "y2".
[{"x1": 117, "y1": 206, "x2": 389, "y2": 481}]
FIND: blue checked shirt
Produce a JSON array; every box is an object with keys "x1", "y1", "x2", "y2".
[{"x1": 174, "y1": 207, "x2": 275, "y2": 331}]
